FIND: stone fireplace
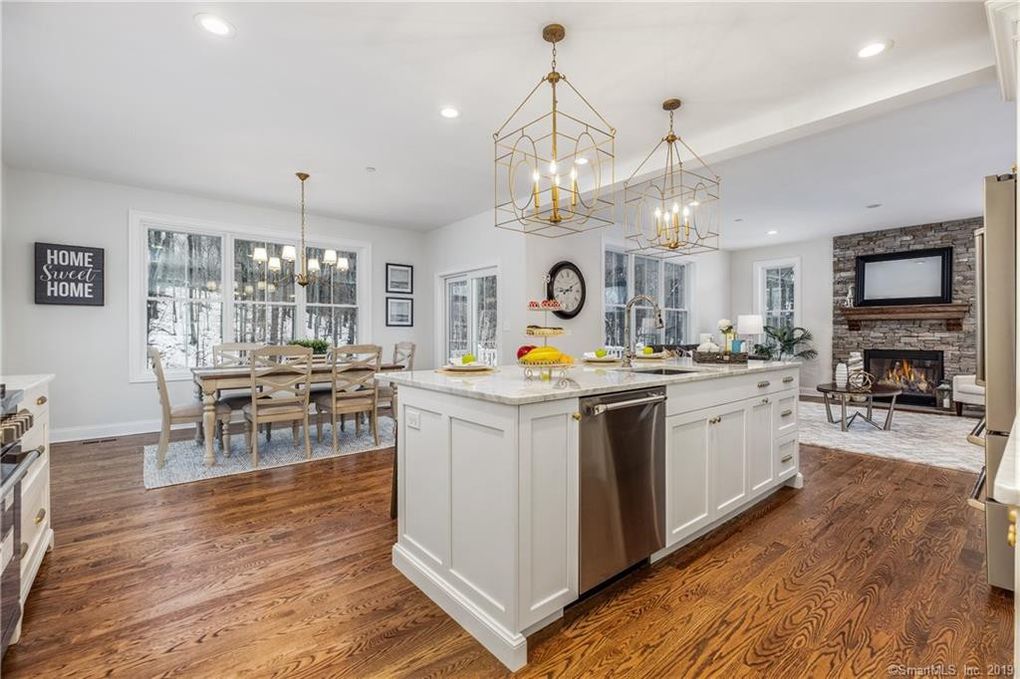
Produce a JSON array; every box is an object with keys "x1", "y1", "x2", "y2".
[
  {"x1": 832, "y1": 218, "x2": 979, "y2": 401},
  {"x1": 864, "y1": 349, "x2": 944, "y2": 406}
]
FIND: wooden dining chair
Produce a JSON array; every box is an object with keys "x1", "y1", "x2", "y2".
[
  {"x1": 378, "y1": 342, "x2": 415, "y2": 414},
  {"x1": 213, "y1": 342, "x2": 263, "y2": 367},
  {"x1": 148, "y1": 347, "x2": 231, "y2": 468},
  {"x1": 314, "y1": 345, "x2": 382, "y2": 454},
  {"x1": 244, "y1": 345, "x2": 313, "y2": 467}
]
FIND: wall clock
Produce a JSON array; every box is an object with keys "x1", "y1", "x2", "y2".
[{"x1": 546, "y1": 260, "x2": 586, "y2": 320}]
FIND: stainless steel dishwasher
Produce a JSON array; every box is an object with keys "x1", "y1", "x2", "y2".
[{"x1": 578, "y1": 387, "x2": 666, "y2": 594}]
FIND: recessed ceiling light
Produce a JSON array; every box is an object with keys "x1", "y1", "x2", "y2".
[
  {"x1": 440, "y1": 107, "x2": 460, "y2": 119},
  {"x1": 365, "y1": 166, "x2": 377, "y2": 173},
  {"x1": 195, "y1": 13, "x2": 235, "y2": 37},
  {"x1": 857, "y1": 40, "x2": 892, "y2": 59},
  {"x1": 866, "y1": 203, "x2": 882, "y2": 209},
  {"x1": 574, "y1": 157, "x2": 588, "y2": 165},
  {"x1": 766, "y1": 230, "x2": 778, "y2": 236}
]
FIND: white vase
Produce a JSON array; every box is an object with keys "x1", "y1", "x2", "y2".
[{"x1": 835, "y1": 362, "x2": 849, "y2": 388}]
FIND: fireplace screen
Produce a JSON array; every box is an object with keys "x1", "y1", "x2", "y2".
[{"x1": 863, "y1": 349, "x2": 944, "y2": 406}]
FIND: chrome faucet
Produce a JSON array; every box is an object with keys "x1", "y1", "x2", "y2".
[{"x1": 622, "y1": 294, "x2": 664, "y2": 367}]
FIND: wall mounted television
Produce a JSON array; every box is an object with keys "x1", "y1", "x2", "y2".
[{"x1": 854, "y1": 247, "x2": 953, "y2": 307}]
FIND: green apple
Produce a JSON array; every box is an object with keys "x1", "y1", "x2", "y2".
[
  {"x1": 462, "y1": 353, "x2": 476, "y2": 365},
  {"x1": 594, "y1": 348, "x2": 607, "y2": 358},
  {"x1": 643, "y1": 346, "x2": 654, "y2": 355}
]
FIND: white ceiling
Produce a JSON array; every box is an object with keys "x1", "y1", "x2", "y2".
[{"x1": 1, "y1": 2, "x2": 1005, "y2": 241}]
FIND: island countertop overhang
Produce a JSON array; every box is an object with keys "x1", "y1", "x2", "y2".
[{"x1": 377, "y1": 359, "x2": 800, "y2": 406}]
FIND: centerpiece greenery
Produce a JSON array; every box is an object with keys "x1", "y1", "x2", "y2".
[
  {"x1": 289, "y1": 338, "x2": 330, "y2": 355},
  {"x1": 752, "y1": 326, "x2": 818, "y2": 362}
]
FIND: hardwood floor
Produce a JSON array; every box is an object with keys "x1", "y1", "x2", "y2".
[{"x1": 2, "y1": 433, "x2": 1011, "y2": 678}]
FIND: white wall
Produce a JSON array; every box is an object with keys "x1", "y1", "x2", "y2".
[
  {"x1": 729, "y1": 237, "x2": 833, "y2": 389},
  {"x1": 2, "y1": 168, "x2": 431, "y2": 441}
]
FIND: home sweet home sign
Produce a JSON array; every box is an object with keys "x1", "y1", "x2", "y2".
[{"x1": 34, "y1": 242, "x2": 105, "y2": 306}]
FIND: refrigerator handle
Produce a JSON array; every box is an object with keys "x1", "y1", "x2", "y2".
[{"x1": 975, "y1": 227, "x2": 985, "y2": 387}]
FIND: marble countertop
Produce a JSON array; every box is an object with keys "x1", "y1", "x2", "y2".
[
  {"x1": 0, "y1": 374, "x2": 55, "y2": 393},
  {"x1": 378, "y1": 358, "x2": 798, "y2": 406},
  {"x1": 993, "y1": 412, "x2": 1020, "y2": 505}
]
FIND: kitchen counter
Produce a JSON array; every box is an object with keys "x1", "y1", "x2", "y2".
[
  {"x1": 390, "y1": 359, "x2": 801, "y2": 670},
  {"x1": 379, "y1": 358, "x2": 798, "y2": 405}
]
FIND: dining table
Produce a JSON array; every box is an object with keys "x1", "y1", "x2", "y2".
[{"x1": 191, "y1": 361, "x2": 406, "y2": 466}]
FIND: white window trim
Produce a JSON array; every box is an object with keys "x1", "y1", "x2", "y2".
[
  {"x1": 752, "y1": 256, "x2": 801, "y2": 329},
  {"x1": 128, "y1": 210, "x2": 372, "y2": 383},
  {"x1": 433, "y1": 262, "x2": 501, "y2": 367},
  {"x1": 600, "y1": 236, "x2": 694, "y2": 347}
]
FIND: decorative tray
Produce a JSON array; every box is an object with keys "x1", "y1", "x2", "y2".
[
  {"x1": 525, "y1": 327, "x2": 566, "y2": 338},
  {"x1": 694, "y1": 351, "x2": 748, "y2": 364}
]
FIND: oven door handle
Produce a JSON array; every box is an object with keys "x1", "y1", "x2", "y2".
[{"x1": 0, "y1": 449, "x2": 40, "y2": 499}]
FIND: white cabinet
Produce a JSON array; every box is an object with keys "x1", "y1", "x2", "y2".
[
  {"x1": 748, "y1": 396, "x2": 775, "y2": 495},
  {"x1": 711, "y1": 404, "x2": 748, "y2": 515},
  {"x1": 666, "y1": 410, "x2": 712, "y2": 543},
  {"x1": 664, "y1": 375, "x2": 799, "y2": 551}
]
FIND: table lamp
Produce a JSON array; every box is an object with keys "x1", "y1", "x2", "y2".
[{"x1": 736, "y1": 314, "x2": 764, "y2": 353}]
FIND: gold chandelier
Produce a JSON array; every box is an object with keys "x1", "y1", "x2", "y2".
[
  {"x1": 281, "y1": 172, "x2": 347, "y2": 287},
  {"x1": 624, "y1": 99, "x2": 721, "y2": 258},
  {"x1": 494, "y1": 24, "x2": 615, "y2": 238}
]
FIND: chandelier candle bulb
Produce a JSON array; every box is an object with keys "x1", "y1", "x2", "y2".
[
  {"x1": 337, "y1": 257, "x2": 349, "y2": 272},
  {"x1": 268, "y1": 256, "x2": 281, "y2": 272},
  {"x1": 323, "y1": 249, "x2": 338, "y2": 265},
  {"x1": 252, "y1": 246, "x2": 268, "y2": 263},
  {"x1": 307, "y1": 258, "x2": 320, "y2": 273},
  {"x1": 281, "y1": 245, "x2": 296, "y2": 262}
]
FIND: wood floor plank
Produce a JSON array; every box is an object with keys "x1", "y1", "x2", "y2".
[{"x1": 1, "y1": 432, "x2": 1011, "y2": 678}]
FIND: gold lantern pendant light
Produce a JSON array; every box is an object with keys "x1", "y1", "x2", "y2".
[
  {"x1": 624, "y1": 98, "x2": 721, "y2": 258},
  {"x1": 494, "y1": 24, "x2": 615, "y2": 238}
]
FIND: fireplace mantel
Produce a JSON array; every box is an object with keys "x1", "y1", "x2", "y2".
[{"x1": 839, "y1": 303, "x2": 970, "y2": 331}]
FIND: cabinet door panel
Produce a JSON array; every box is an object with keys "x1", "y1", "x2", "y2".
[
  {"x1": 666, "y1": 412, "x2": 712, "y2": 545},
  {"x1": 712, "y1": 406, "x2": 747, "y2": 514},
  {"x1": 748, "y1": 398, "x2": 775, "y2": 494}
]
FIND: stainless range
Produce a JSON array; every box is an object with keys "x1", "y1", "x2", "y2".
[{"x1": 0, "y1": 386, "x2": 40, "y2": 656}]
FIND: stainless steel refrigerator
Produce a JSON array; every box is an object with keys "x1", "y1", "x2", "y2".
[{"x1": 976, "y1": 171, "x2": 1016, "y2": 591}]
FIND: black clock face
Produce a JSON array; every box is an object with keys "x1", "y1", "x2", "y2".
[{"x1": 547, "y1": 261, "x2": 586, "y2": 319}]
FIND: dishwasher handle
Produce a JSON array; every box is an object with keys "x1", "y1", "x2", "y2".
[{"x1": 589, "y1": 394, "x2": 666, "y2": 416}]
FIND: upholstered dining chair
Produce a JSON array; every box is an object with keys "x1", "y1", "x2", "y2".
[
  {"x1": 244, "y1": 345, "x2": 313, "y2": 467},
  {"x1": 314, "y1": 345, "x2": 382, "y2": 453},
  {"x1": 148, "y1": 347, "x2": 231, "y2": 468},
  {"x1": 378, "y1": 342, "x2": 415, "y2": 414}
]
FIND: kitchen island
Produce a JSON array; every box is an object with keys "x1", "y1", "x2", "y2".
[{"x1": 380, "y1": 359, "x2": 802, "y2": 670}]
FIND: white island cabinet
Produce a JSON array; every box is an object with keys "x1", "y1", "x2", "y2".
[{"x1": 381, "y1": 360, "x2": 801, "y2": 671}]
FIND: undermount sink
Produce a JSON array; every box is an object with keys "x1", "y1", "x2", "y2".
[{"x1": 626, "y1": 367, "x2": 699, "y2": 376}]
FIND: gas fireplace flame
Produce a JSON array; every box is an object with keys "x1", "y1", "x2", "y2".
[{"x1": 881, "y1": 359, "x2": 934, "y2": 394}]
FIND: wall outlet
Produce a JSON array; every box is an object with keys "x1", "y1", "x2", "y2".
[{"x1": 406, "y1": 409, "x2": 421, "y2": 430}]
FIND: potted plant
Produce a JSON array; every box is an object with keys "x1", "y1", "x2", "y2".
[{"x1": 752, "y1": 326, "x2": 818, "y2": 362}]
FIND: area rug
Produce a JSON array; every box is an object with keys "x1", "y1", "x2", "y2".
[
  {"x1": 143, "y1": 416, "x2": 395, "y2": 489},
  {"x1": 798, "y1": 401, "x2": 982, "y2": 473}
]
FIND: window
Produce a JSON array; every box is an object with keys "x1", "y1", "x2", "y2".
[
  {"x1": 444, "y1": 267, "x2": 498, "y2": 366},
  {"x1": 603, "y1": 248, "x2": 691, "y2": 348},
  {"x1": 754, "y1": 257, "x2": 800, "y2": 332},
  {"x1": 130, "y1": 212, "x2": 369, "y2": 381},
  {"x1": 304, "y1": 247, "x2": 359, "y2": 345},
  {"x1": 233, "y1": 239, "x2": 297, "y2": 344},
  {"x1": 146, "y1": 229, "x2": 223, "y2": 370}
]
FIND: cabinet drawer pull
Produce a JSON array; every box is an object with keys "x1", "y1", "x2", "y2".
[
  {"x1": 19, "y1": 542, "x2": 27, "y2": 559},
  {"x1": 781, "y1": 409, "x2": 793, "y2": 418},
  {"x1": 757, "y1": 380, "x2": 770, "y2": 389},
  {"x1": 760, "y1": 397, "x2": 770, "y2": 405},
  {"x1": 1009, "y1": 525, "x2": 1017, "y2": 547},
  {"x1": 781, "y1": 454, "x2": 794, "y2": 464},
  {"x1": 708, "y1": 416, "x2": 721, "y2": 425},
  {"x1": 782, "y1": 376, "x2": 794, "y2": 384},
  {"x1": 34, "y1": 508, "x2": 46, "y2": 525},
  {"x1": 36, "y1": 395, "x2": 48, "y2": 406}
]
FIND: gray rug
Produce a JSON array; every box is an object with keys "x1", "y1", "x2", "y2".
[
  {"x1": 143, "y1": 416, "x2": 395, "y2": 489},
  {"x1": 798, "y1": 401, "x2": 982, "y2": 473}
]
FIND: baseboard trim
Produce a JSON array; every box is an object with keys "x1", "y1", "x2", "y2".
[
  {"x1": 392, "y1": 543, "x2": 527, "y2": 671},
  {"x1": 51, "y1": 419, "x2": 188, "y2": 444}
]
